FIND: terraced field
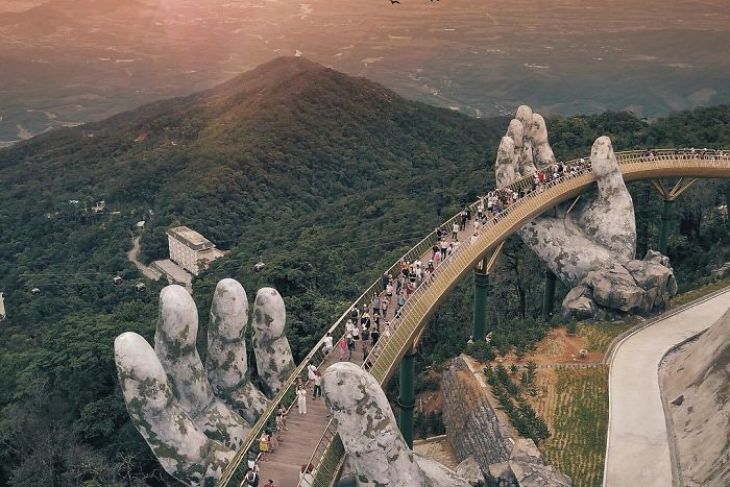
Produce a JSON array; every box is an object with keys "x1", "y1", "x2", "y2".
[{"x1": 534, "y1": 367, "x2": 609, "y2": 487}]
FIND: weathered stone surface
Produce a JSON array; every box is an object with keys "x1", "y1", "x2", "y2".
[
  {"x1": 323, "y1": 362, "x2": 471, "y2": 487},
  {"x1": 561, "y1": 284, "x2": 596, "y2": 320},
  {"x1": 509, "y1": 461, "x2": 572, "y2": 487},
  {"x1": 455, "y1": 456, "x2": 484, "y2": 485},
  {"x1": 644, "y1": 249, "x2": 671, "y2": 267},
  {"x1": 488, "y1": 461, "x2": 515, "y2": 484},
  {"x1": 509, "y1": 439, "x2": 544, "y2": 466},
  {"x1": 154, "y1": 286, "x2": 249, "y2": 448},
  {"x1": 576, "y1": 136, "x2": 636, "y2": 262},
  {"x1": 252, "y1": 287, "x2": 295, "y2": 395},
  {"x1": 660, "y1": 307, "x2": 730, "y2": 486},
  {"x1": 496, "y1": 136, "x2": 517, "y2": 189},
  {"x1": 115, "y1": 332, "x2": 234, "y2": 486},
  {"x1": 530, "y1": 113, "x2": 556, "y2": 168},
  {"x1": 206, "y1": 279, "x2": 268, "y2": 424},
  {"x1": 441, "y1": 357, "x2": 512, "y2": 469},
  {"x1": 561, "y1": 253, "x2": 677, "y2": 317},
  {"x1": 584, "y1": 264, "x2": 646, "y2": 312},
  {"x1": 494, "y1": 105, "x2": 677, "y2": 318},
  {"x1": 440, "y1": 359, "x2": 572, "y2": 487},
  {"x1": 114, "y1": 280, "x2": 295, "y2": 487}
]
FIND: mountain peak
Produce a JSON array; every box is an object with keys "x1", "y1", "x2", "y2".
[{"x1": 211, "y1": 56, "x2": 332, "y2": 96}]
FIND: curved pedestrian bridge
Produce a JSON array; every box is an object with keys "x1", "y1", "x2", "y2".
[{"x1": 217, "y1": 149, "x2": 730, "y2": 487}]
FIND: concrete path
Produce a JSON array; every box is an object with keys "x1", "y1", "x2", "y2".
[{"x1": 603, "y1": 289, "x2": 730, "y2": 487}]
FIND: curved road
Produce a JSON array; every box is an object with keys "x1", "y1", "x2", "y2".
[{"x1": 603, "y1": 289, "x2": 730, "y2": 487}]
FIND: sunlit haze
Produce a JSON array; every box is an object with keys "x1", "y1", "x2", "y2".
[{"x1": 1, "y1": 0, "x2": 729, "y2": 145}]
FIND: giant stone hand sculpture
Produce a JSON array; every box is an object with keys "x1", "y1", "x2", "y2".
[
  {"x1": 323, "y1": 362, "x2": 473, "y2": 487},
  {"x1": 114, "y1": 279, "x2": 294, "y2": 486},
  {"x1": 495, "y1": 105, "x2": 677, "y2": 317}
]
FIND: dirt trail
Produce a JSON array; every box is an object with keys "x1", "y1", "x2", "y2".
[{"x1": 127, "y1": 236, "x2": 161, "y2": 280}]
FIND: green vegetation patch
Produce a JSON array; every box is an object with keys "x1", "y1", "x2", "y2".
[{"x1": 542, "y1": 367, "x2": 609, "y2": 487}]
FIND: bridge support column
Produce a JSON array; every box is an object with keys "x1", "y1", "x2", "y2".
[
  {"x1": 542, "y1": 269, "x2": 556, "y2": 320},
  {"x1": 651, "y1": 178, "x2": 698, "y2": 255},
  {"x1": 472, "y1": 269, "x2": 489, "y2": 342},
  {"x1": 658, "y1": 198, "x2": 673, "y2": 255},
  {"x1": 398, "y1": 349, "x2": 416, "y2": 449}
]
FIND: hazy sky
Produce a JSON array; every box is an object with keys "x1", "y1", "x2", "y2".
[{"x1": 1, "y1": 0, "x2": 729, "y2": 142}]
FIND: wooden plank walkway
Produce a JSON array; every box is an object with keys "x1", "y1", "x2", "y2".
[{"x1": 255, "y1": 218, "x2": 481, "y2": 487}]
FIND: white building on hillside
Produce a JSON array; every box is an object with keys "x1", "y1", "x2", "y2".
[
  {"x1": 0, "y1": 292, "x2": 6, "y2": 321},
  {"x1": 167, "y1": 226, "x2": 225, "y2": 276}
]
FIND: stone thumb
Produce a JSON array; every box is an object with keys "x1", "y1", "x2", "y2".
[
  {"x1": 114, "y1": 332, "x2": 234, "y2": 487},
  {"x1": 322, "y1": 363, "x2": 425, "y2": 487}
]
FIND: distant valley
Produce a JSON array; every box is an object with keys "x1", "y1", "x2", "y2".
[{"x1": 1, "y1": 0, "x2": 729, "y2": 143}]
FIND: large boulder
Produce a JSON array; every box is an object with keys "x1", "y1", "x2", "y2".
[
  {"x1": 509, "y1": 462, "x2": 572, "y2": 487},
  {"x1": 455, "y1": 456, "x2": 484, "y2": 485},
  {"x1": 509, "y1": 439, "x2": 544, "y2": 466},
  {"x1": 561, "y1": 251, "x2": 677, "y2": 318}
]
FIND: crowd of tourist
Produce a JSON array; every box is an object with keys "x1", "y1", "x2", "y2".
[{"x1": 667, "y1": 148, "x2": 730, "y2": 159}]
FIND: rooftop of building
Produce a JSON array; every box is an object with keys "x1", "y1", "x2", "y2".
[{"x1": 167, "y1": 225, "x2": 215, "y2": 251}]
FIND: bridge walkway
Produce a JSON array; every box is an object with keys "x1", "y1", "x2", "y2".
[{"x1": 257, "y1": 223, "x2": 478, "y2": 486}]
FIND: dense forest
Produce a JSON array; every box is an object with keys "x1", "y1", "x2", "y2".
[{"x1": 0, "y1": 57, "x2": 729, "y2": 485}]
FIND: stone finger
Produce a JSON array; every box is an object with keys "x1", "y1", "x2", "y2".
[
  {"x1": 576, "y1": 136, "x2": 636, "y2": 261},
  {"x1": 530, "y1": 113, "x2": 556, "y2": 167},
  {"x1": 495, "y1": 135, "x2": 517, "y2": 188},
  {"x1": 207, "y1": 278, "x2": 268, "y2": 424},
  {"x1": 251, "y1": 287, "x2": 295, "y2": 395},
  {"x1": 156, "y1": 285, "x2": 249, "y2": 448},
  {"x1": 114, "y1": 332, "x2": 234, "y2": 487},
  {"x1": 322, "y1": 362, "x2": 426, "y2": 487},
  {"x1": 515, "y1": 105, "x2": 537, "y2": 173},
  {"x1": 507, "y1": 115, "x2": 536, "y2": 177}
]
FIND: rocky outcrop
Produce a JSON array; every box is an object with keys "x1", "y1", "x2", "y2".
[
  {"x1": 441, "y1": 357, "x2": 513, "y2": 468},
  {"x1": 660, "y1": 306, "x2": 730, "y2": 486},
  {"x1": 562, "y1": 251, "x2": 678, "y2": 318},
  {"x1": 455, "y1": 457, "x2": 484, "y2": 485},
  {"x1": 485, "y1": 440, "x2": 571, "y2": 487},
  {"x1": 493, "y1": 105, "x2": 677, "y2": 318},
  {"x1": 441, "y1": 357, "x2": 571, "y2": 487}
]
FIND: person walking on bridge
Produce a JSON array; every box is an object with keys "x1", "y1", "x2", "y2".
[
  {"x1": 452, "y1": 221, "x2": 459, "y2": 241},
  {"x1": 373, "y1": 293, "x2": 382, "y2": 317},
  {"x1": 323, "y1": 332, "x2": 334, "y2": 354},
  {"x1": 296, "y1": 385, "x2": 307, "y2": 415},
  {"x1": 338, "y1": 336, "x2": 348, "y2": 360},
  {"x1": 312, "y1": 370, "x2": 322, "y2": 400}
]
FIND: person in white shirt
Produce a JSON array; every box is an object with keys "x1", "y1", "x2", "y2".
[
  {"x1": 323, "y1": 332, "x2": 334, "y2": 354},
  {"x1": 307, "y1": 363, "x2": 317, "y2": 385}
]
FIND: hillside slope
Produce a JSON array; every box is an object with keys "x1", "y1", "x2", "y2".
[{"x1": 661, "y1": 306, "x2": 730, "y2": 486}]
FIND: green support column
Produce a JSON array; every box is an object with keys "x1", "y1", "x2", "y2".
[
  {"x1": 658, "y1": 198, "x2": 673, "y2": 255},
  {"x1": 398, "y1": 350, "x2": 416, "y2": 449},
  {"x1": 473, "y1": 270, "x2": 489, "y2": 342},
  {"x1": 542, "y1": 269, "x2": 557, "y2": 320}
]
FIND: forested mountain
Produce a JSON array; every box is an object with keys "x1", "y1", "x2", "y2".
[{"x1": 0, "y1": 57, "x2": 728, "y2": 485}]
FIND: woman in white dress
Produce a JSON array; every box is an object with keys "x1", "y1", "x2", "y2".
[{"x1": 296, "y1": 385, "x2": 307, "y2": 415}]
